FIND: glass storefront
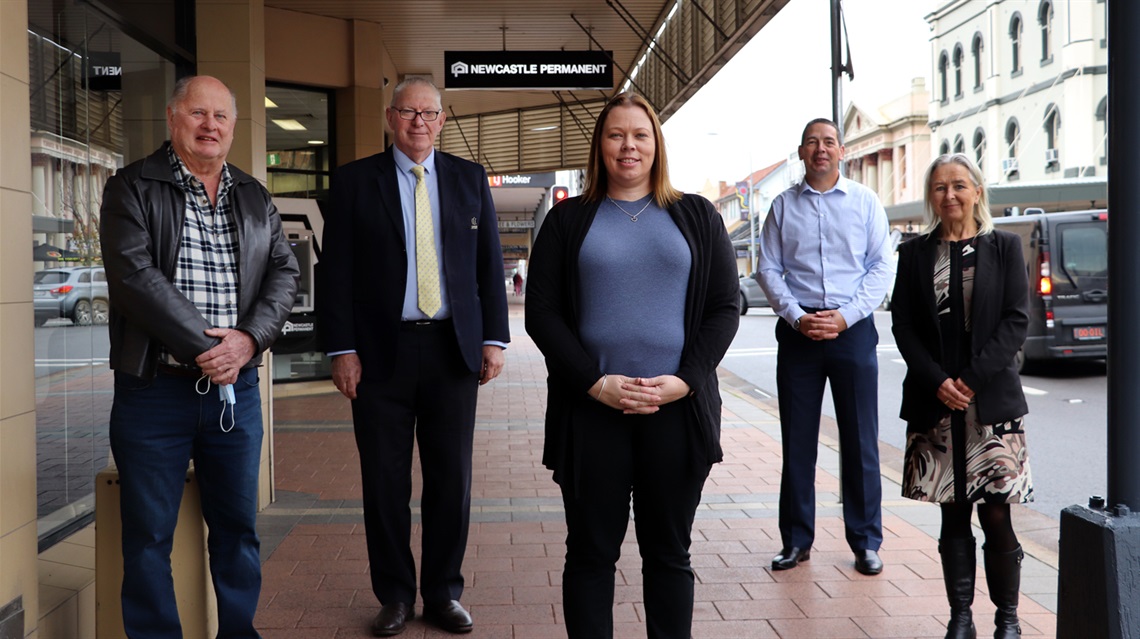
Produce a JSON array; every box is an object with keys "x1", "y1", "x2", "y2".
[{"x1": 29, "y1": 2, "x2": 176, "y2": 549}]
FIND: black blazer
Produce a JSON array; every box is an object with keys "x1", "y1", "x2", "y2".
[
  {"x1": 891, "y1": 229, "x2": 1030, "y2": 430},
  {"x1": 318, "y1": 147, "x2": 510, "y2": 380},
  {"x1": 525, "y1": 194, "x2": 740, "y2": 482}
]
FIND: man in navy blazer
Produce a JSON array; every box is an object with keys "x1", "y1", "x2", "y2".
[{"x1": 318, "y1": 77, "x2": 509, "y2": 636}]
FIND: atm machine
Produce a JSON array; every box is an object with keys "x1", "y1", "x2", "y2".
[{"x1": 271, "y1": 197, "x2": 329, "y2": 381}]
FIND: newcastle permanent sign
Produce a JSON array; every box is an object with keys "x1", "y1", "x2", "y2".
[{"x1": 445, "y1": 51, "x2": 613, "y2": 90}]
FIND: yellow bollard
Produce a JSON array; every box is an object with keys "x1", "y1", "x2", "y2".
[{"x1": 94, "y1": 465, "x2": 218, "y2": 638}]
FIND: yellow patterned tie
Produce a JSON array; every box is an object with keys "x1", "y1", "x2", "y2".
[{"x1": 411, "y1": 165, "x2": 442, "y2": 318}]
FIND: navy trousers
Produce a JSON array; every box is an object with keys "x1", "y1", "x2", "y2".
[
  {"x1": 775, "y1": 315, "x2": 883, "y2": 552},
  {"x1": 110, "y1": 367, "x2": 264, "y2": 639}
]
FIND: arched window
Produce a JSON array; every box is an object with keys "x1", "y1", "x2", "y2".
[
  {"x1": 1096, "y1": 96, "x2": 1108, "y2": 164},
  {"x1": 1039, "y1": 0, "x2": 1054, "y2": 62},
  {"x1": 1004, "y1": 118, "x2": 1020, "y2": 176},
  {"x1": 973, "y1": 128, "x2": 987, "y2": 171},
  {"x1": 940, "y1": 140, "x2": 951, "y2": 156},
  {"x1": 938, "y1": 51, "x2": 950, "y2": 103},
  {"x1": 1010, "y1": 13, "x2": 1023, "y2": 73},
  {"x1": 971, "y1": 33, "x2": 985, "y2": 89},
  {"x1": 953, "y1": 44, "x2": 964, "y2": 98},
  {"x1": 1044, "y1": 104, "x2": 1061, "y2": 168},
  {"x1": 953, "y1": 135, "x2": 965, "y2": 155}
]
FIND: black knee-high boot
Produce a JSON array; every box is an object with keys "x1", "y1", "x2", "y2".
[
  {"x1": 939, "y1": 537, "x2": 977, "y2": 639},
  {"x1": 984, "y1": 545, "x2": 1023, "y2": 639}
]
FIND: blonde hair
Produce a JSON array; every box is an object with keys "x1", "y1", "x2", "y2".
[
  {"x1": 921, "y1": 153, "x2": 994, "y2": 236},
  {"x1": 582, "y1": 92, "x2": 682, "y2": 208}
]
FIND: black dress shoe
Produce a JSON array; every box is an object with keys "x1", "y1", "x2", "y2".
[
  {"x1": 854, "y1": 549, "x2": 884, "y2": 575},
  {"x1": 423, "y1": 600, "x2": 473, "y2": 634},
  {"x1": 772, "y1": 546, "x2": 811, "y2": 570},
  {"x1": 371, "y1": 602, "x2": 413, "y2": 636}
]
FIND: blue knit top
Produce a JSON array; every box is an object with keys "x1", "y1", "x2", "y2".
[{"x1": 577, "y1": 195, "x2": 691, "y2": 377}]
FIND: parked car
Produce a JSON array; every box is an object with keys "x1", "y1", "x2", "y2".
[
  {"x1": 739, "y1": 273, "x2": 770, "y2": 315},
  {"x1": 882, "y1": 229, "x2": 919, "y2": 310},
  {"x1": 992, "y1": 209, "x2": 1108, "y2": 371},
  {"x1": 33, "y1": 266, "x2": 109, "y2": 326}
]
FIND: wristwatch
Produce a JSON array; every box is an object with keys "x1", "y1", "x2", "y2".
[{"x1": 792, "y1": 317, "x2": 802, "y2": 331}]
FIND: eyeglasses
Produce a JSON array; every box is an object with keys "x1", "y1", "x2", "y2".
[{"x1": 393, "y1": 108, "x2": 442, "y2": 122}]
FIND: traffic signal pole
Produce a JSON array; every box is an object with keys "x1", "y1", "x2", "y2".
[{"x1": 1056, "y1": 2, "x2": 1140, "y2": 637}]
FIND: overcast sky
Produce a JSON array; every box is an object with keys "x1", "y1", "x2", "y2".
[{"x1": 663, "y1": 0, "x2": 938, "y2": 192}]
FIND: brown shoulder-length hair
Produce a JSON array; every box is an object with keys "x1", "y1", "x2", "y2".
[{"x1": 581, "y1": 92, "x2": 683, "y2": 207}]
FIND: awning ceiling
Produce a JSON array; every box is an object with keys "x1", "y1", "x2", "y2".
[{"x1": 266, "y1": 0, "x2": 792, "y2": 175}]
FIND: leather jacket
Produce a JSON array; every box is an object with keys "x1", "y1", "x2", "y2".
[{"x1": 100, "y1": 143, "x2": 299, "y2": 379}]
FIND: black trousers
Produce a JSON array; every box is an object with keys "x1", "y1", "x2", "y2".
[
  {"x1": 351, "y1": 321, "x2": 479, "y2": 606},
  {"x1": 560, "y1": 397, "x2": 710, "y2": 639}
]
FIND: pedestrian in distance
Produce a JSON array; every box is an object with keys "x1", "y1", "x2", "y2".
[
  {"x1": 100, "y1": 75, "x2": 300, "y2": 638},
  {"x1": 756, "y1": 117, "x2": 894, "y2": 577},
  {"x1": 891, "y1": 153, "x2": 1032, "y2": 639},
  {"x1": 318, "y1": 77, "x2": 510, "y2": 636},
  {"x1": 525, "y1": 92, "x2": 740, "y2": 639}
]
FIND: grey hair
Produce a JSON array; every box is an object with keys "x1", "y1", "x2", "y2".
[
  {"x1": 167, "y1": 76, "x2": 238, "y2": 117},
  {"x1": 921, "y1": 153, "x2": 994, "y2": 236},
  {"x1": 390, "y1": 76, "x2": 442, "y2": 108}
]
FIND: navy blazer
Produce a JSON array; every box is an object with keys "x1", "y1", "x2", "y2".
[
  {"x1": 890, "y1": 229, "x2": 1030, "y2": 430},
  {"x1": 318, "y1": 147, "x2": 510, "y2": 380}
]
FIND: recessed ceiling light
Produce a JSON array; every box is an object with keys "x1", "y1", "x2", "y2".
[
  {"x1": 272, "y1": 119, "x2": 306, "y2": 131},
  {"x1": 265, "y1": 97, "x2": 278, "y2": 108},
  {"x1": 307, "y1": 140, "x2": 325, "y2": 145}
]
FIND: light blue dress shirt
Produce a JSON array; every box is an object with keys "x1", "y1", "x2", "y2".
[
  {"x1": 391, "y1": 146, "x2": 451, "y2": 321},
  {"x1": 757, "y1": 175, "x2": 894, "y2": 329}
]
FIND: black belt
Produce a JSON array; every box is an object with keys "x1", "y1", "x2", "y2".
[
  {"x1": 400, "y1": 318, "x2": 452, "y2": 330},
  {"x1": 801, "y1": 306, "x2": 837, "y2": 314},
  {"x1": 157, "y1": 363, "x2": 205, "y2": 379}
]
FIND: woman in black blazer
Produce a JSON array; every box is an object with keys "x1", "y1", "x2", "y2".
[
  {"x1": 525, "y1": 93, "x2": 739, "y2": 638},
  {"x1": 891, "y1": 154, "x2": 1031, "y2": 639}
]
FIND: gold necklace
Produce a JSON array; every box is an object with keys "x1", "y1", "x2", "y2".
[{"x1": 607, "y1": 196, "x2": 652, "y2": 222}]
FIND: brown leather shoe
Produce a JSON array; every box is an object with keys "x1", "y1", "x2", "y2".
[
  {"x1": 422, "y1": 600, "x2": 473, "y2": 634},
  {"x1": 370, "y1": 602, "x2": 413, "y2": 636}
]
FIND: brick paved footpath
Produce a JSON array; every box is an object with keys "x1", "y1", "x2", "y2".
[{"x1": 255, "y1": 300, "x2": 1058, "y2": 638}]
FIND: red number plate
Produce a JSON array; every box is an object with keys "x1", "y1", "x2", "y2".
[{"x1": 1073, "y1": 326, "x2": 1106, "y2": 341}]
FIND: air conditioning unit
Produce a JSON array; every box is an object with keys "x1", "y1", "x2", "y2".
[
  {"x1": 1045, "y1": 148, "x2": 1059, "y2": 164},
  {"x1": 1002, "y1": 158, "x2": 1020, "y2": 174}
]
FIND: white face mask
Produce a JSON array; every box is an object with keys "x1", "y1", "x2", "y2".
[{"x1": 196, "y1": 375, "x2": 237, "y2": 432}]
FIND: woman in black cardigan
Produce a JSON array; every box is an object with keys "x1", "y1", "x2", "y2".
[
  {"x1": 891, "y1": 153, "x2": 1032, "y2": 639},
  {"x1": 525, "y1": 92, "x2": 739, "y2": 639}
]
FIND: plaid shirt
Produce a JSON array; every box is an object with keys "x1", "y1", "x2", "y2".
[{"x1": 161, "y1": 146, "x2": 240, "y2": 367}]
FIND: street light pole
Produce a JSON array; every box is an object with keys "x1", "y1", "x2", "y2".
[{"x1": 747, "y1": 156, "x2": 756, "y2": 275}]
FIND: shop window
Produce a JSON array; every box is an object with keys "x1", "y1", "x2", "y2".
[{"x1": 29, "y1": 2, "x2": 176, "y2": 549}]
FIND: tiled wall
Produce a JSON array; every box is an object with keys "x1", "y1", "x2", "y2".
[{"x1": 1, "y1": 0, "x2": 40, "y2": 635}]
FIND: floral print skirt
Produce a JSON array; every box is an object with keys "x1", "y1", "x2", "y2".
[{"x1": 902, "y1": 403, "x2": 1033, "y2": 504}]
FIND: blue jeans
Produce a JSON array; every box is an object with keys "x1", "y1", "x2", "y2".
[{"x1": 109, "y1": 367, "x2": 263, "y2": 639}]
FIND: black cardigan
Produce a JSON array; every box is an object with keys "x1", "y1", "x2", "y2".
[
  {"x1": 890, "y1": 229, "x2": 1030, "y2": 431},
  {"x1": 524, "y1": 194, "x2": 740, "y2": 482}
]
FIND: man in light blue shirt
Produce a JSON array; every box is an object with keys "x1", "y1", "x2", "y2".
[{"x1": 757, "y1": 118, "x2": 893, "y2": 576}]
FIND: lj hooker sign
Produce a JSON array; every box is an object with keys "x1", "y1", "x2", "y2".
[{"x1": 445, "y1": 50, "x2": 613, "y2": 90}]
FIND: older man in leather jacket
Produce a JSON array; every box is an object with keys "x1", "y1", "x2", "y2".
[{"x1": 99, "y1": 75, "x2": 298, "y2": 638}]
